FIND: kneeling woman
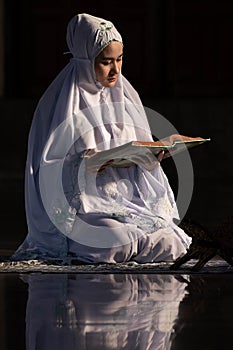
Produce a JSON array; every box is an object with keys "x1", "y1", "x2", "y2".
[{"x1": 11, "y1": 13, "x2": 191, "y2": 263}]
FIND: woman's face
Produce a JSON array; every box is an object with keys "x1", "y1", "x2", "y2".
[{"x1": 94, "y1": 41, "x2": 123, "y2": 88}]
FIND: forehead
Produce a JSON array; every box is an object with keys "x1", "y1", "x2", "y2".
[{"x1": 98, "y1": 41, "x2": 123, "y2": 58}]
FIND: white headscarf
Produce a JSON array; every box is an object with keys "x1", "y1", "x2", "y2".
[
  {"x1": 12, "y1": 13, "x2": 180, "y2": 260},
  {"x1": 38, "y1": 13, "x2": 153, "y2": 155}
]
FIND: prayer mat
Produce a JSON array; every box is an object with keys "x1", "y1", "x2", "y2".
[{"x1": 0, "y1": 259, "x2": 232, "y2": 274}]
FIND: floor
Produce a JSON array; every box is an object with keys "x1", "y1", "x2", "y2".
[{"x1": 0, "y1": 272, "x2": 233, "y2": 350}]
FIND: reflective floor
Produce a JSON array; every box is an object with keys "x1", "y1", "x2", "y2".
[{"x1": 0, "y1": 273, "x2": 233, "y2": 349}]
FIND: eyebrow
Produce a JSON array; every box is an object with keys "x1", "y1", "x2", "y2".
[{"x1": 101, "y1": 54, "x2": 123, "y2": 60}]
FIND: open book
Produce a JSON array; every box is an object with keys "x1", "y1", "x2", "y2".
[{"x1": 85, "y1": 134, "x2": 211, "y2": 169}]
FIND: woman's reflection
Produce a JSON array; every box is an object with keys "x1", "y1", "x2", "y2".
[{"x1": 21, "y1": 273, "x2": 189, "y2": 350}]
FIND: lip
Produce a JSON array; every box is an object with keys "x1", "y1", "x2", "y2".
[{"x1": 108, "y1": 77, "x2": 117, "y2": 82}]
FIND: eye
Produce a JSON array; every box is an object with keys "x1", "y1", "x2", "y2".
[
  {"x1": 101, "y1": 61, "x2": 111, "y2": 66},
  {"x1": 101, "y1": 60, "x2": 112, "y2": 66}
]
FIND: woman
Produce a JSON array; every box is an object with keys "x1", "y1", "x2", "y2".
[{"x1": 11, "y1": 13, "x2": 191, "y2": 263}]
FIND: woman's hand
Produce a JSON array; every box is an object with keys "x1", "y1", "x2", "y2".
[{"x1": 156, "y1": 150, "x2": 165, "y2": 162}]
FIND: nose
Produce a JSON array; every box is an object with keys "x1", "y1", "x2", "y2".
[{"x1": 111, "y1": 60, "x2": 120, "y2": 74}]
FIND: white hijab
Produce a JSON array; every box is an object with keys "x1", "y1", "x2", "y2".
[
  {"x1": 13, "y1": 13, "x2": 179, "y2": 259},
  {"x1": 39, "y1": 13, "x2": 153, "y2": 154}
]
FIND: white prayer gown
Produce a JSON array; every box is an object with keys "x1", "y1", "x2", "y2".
[{"x1": 11, "y1": 13, "x2": 191, "y2": 262}]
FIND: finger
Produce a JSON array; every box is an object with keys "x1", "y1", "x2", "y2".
[{"x1": 157, "y1": 150, "x2": 165, "y2": 162}]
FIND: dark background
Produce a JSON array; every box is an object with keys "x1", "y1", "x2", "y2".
[{"x1": 1, "y1": 0, "x2": 233, "y2": 253}]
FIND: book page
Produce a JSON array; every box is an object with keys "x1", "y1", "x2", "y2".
[{"x1": 84, "y1": 135, "x2": 211, "y2": 170}]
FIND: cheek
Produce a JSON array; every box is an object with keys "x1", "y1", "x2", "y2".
[
  {"x1": 119, "y1": 61, "x2": 123, "y2": 70},
  {"x1": 95, "y1": 66, "x2": 108, "y2": 81}
]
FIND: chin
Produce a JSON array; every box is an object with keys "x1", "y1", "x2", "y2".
[{"x1": 105, "y1": 81, "x2": 117, "y2": 88}]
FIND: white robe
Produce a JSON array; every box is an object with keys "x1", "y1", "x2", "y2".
[{"x1": 11, "y1": 13, "x2": 191, "y2": 262}]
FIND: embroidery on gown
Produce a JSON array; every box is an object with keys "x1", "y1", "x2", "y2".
[
  {"x1": 95, "y1": 172, "x2": 133, "y2": 217},
  {"x1": 90, "y1": 165, "x2": 176, "y2": 233},
  {"x1": 51, "y1": 151, "x2": 85, "y2": 233},
  {"x1": 51, "y1": 200, "x2": 77, "y2": 235}
]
